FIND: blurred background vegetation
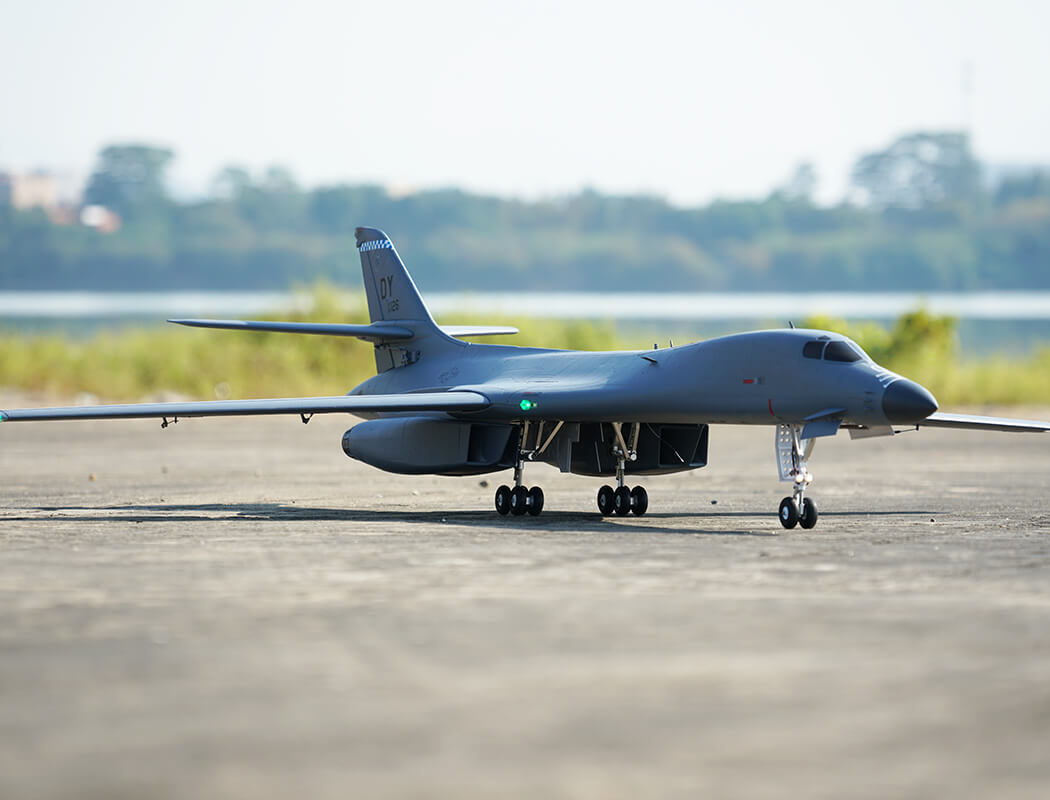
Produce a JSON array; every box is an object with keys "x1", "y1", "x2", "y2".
[
  {"x1": 2, "y1": 287, "x2": 1047, "y2": 406},
  {"x1": 1, "y1": 130, "x2": 1048, "y2": 405},
  {"x1": 3, "y1": 131, "x2": 1049, "y2": 292}
]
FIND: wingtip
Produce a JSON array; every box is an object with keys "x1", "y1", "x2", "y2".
[{"x1": 167, "y1": 319, "x2": 216, "y2": 328}]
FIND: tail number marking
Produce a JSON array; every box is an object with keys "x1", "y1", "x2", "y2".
[{"x1": 379, "y1": 275, "x2": 399, "y2": 312}]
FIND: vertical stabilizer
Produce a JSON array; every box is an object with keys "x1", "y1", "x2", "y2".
[
  {"x1": 355, "y1": 227, "x2": 457, "y2": 372},
  {"x1": 357, "y1": 227, "x2": 434, "y2": 324}
]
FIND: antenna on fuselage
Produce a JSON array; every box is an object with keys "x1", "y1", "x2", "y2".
[{"x1": 788, "y1": 321, "x2": 795, "y2": 329}]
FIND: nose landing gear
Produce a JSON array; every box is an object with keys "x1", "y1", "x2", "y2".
[
  {"x1": 776, "y1": 423, "x2": 819, "y2": 529},
  {"x1": 597, "y1": 422, "x2": 648, "y2": 516}
]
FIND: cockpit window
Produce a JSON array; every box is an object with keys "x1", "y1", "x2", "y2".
[
  {"x1": 803, "y1": 341, "x2": 825, "y2": 359},
  {"x1": 824, "y1": 341, "x2": 862, "y2": 362}
]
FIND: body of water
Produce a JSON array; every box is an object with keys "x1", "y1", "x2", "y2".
[
  {"x1": 3, "y1": 290, "x2": 1050, "y2": 320},
  {"x1": 3, "y1": 291, "x2": 1050, "y2": 355}
]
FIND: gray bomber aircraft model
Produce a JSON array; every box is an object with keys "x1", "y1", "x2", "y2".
[{"x1": 3, "y1": 227, "x2": 1049, "y2": 528}]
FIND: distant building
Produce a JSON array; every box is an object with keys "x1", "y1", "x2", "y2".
[
  {"x1": 79, "y1": 204, "x2": 121, "y2": 233},
  {"x1": 0, "y1": 171, "x2": 60, "y2": 211}
]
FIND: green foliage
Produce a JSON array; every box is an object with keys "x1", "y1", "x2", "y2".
[
  {"x1": 804, "y1": 308, "x2": 957, "y2": 364},
  {"x1": 0, "y1": 286, "x2": 629, "y2": 402},
  {"x1": 800, "y1": 309, "x2": 1050, "y2": 405},
  {"x1": 0, "y1": 300, "x2": 1046, "y2": 406},
  {"x1": 850, "y1": 131, "x2": 981, "y2": 210},
  {"x1": 3, "y1": 132, "x2": 1048, "y2": 407},
  {"x1": 3, "y1": 134, "x2": 1050, "y2": 292},
  {"x1": 83, "y1": 144, "x2": 175, "y2": 222},
  {"x1": 994, "y1": 170, "x2": 1050, "y2": 208}
]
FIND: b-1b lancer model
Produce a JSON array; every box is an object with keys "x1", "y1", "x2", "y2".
[{"x1": 3, "y1": 227, "x2": 1048, "y2": 528}]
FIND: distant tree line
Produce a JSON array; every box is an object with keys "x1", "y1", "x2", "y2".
[{"x1": 1, "y1": 131, "x2": 1048, "y2": 291}]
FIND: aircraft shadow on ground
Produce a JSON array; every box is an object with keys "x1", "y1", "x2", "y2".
[{"x1": 13, "y1": 503, "x2": 938, "y2": 537}]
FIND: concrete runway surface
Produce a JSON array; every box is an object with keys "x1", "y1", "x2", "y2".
[{"x1": 1, "y1": 410, "x2": 1048, "y2": 799}]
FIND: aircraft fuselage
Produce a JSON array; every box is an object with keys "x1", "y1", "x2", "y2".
[{"x1": 351, "y1": 328, "x2": 936, "y2": 429}]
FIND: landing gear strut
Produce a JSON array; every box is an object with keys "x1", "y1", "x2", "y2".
[
  {"x1": 597, "y1": 422, "x2": 648, "y2": 517},
  {"x1": 495, "y1": 420, "x2": 561, "y2": 517},
  {"x1": 776, "y1": 423, "x2": 818, "y2": 529}
]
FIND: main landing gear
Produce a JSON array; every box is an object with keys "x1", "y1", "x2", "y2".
[
  {"x1": 493, "y1": 420, "x2": 651, "y2": 517},
  {"x1": 494, "y1": 482, "x2": 543, "y2": 516},
  {"x1": 494, "y1": 420, "x2": 562, "y2": 517},
  {"x1": 775, "y1": 423, "x2": 818, "y2": 529},
  {"x1": 597, "y1": 422, "x2": 648, "y2": 517}
]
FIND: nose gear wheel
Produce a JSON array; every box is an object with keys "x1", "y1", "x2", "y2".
[{"x1": 776, "y1": 423, "x2": 819, "y2": 529}]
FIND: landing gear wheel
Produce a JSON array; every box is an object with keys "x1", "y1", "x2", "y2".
[
  {"x1": 630, "y1": 486, "x2": 648, "y2": 516},
  {"x1": 495, "y1": 485, "x2": 511, "y2": 516},
  {"x1": 510, "y1": 486, "x2": 529, "y2": 516},
  {"x1": 613, "y1": 486, "x2": 632, "y2": 516},
  {"x1": 798, "y1": 497, "x2": 818, "y2": 529},
  {"x1": 779, "y1": 497, "x2": 799, "y2": 529},
  {"x1": 527, "y1": 486, "x2": 544, "y2": 516},
  {"x1": 597, "y1": 485, "x2": 615, "y2": 516}
]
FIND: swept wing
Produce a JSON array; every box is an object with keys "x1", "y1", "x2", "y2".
[
  {"x1": 916, "y1": 412, "x2": 1050, "y2": 433},
  {"x1": 0, "y1": 391, "x2": 489, "y2": 423},
  {"x1": 168, "y1": 318, "x2": 414, "y2": 342},
  {"x1": 168, "y1": 319, "x2": 519, "y2": 340}
]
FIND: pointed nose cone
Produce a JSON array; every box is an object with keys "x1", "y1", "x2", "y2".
[{"x1": 882, "y1": 379, "x2": 938, "y2": 423}]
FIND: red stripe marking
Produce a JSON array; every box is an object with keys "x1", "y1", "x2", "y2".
[
  {"x1": 768, "y1": 398, "x2": 775, "y2": 416},
  {"x1": 742, "y1": 379, "x2": 754, "y2": 384}
]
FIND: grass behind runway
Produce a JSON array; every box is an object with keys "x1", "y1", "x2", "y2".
[
  {"x1": 0, "y1": 287, "x2": 622, "y2": 402},
  {"x1": 2, "y1": 286, "x2": 1049, "y2": 405}
]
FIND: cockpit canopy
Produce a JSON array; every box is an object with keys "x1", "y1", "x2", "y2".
[{"x1": 802, "y1": 336, "x2": 867, "y2": 363}]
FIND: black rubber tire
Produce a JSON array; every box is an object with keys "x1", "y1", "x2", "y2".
[
  {"x1": 799, "y1": 497, "x2": 818, "y2": 529},
  {"x1": 630, "y1": 485, "x2": 648, "y2": 516},
  {"x1": 527, "y1": 486, "x2": 544, "y2": 516},
  {"x1": 779, "y1": 497, "x2": 799, "y2": 529},
  {"x1": 597, "y1": 485, "x2": 615, "y2": 516},
  {"x1": 776, "y1": 495, "x2": 797, "y2": 527},
  {"x1": 614, "y1": 486, "x2": 632, "y2": 516},
  {"x1": 510, "y1": 486, "x2": 529, "y2": 516},
  {"x1": 494, "y1": 484, "x2": 511, "y2": 515}
]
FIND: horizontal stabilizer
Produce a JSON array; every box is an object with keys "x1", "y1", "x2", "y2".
[
  {"x1": 917, "y1": 412, "x2": 1050, "y2": 433},
  {"x1": 168, "y1": 318, "x2": 414, "y2": 342},
  {"x1": 0, "y1": 391, "x2": 489, "y2": 422},
  {"x1": 440, "y1": 325, "x2": 519, "y2": 338}
]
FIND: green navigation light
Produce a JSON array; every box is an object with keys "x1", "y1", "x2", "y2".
[{"x1": 519, "y1": 398, "x2": 535, "y2": 412}]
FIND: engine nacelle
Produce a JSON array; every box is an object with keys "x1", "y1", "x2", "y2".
[{"x1": 342, "y1": 417, "x2": 516, "y2": 475}]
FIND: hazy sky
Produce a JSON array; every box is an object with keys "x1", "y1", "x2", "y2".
[{"x1": 2, "y1": 0, "x2": 1049, "y2": 205}]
